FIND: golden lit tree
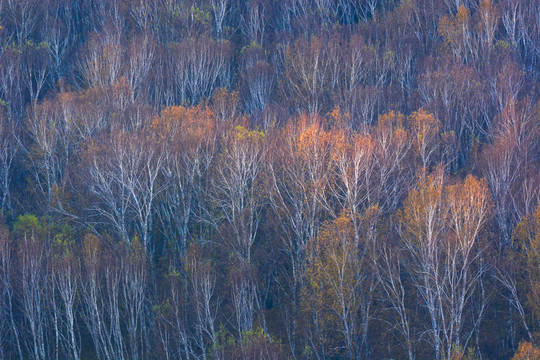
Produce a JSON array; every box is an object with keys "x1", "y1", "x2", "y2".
[
  {"x1": 303, "y1": 208, "x2": 379, "y2": 360},
  {"x1": 400, "y1": 171, "x2": 491, "y2": 360},
  {"x1": 511, "y1": 341, "x2": 540, "y2": 360}
]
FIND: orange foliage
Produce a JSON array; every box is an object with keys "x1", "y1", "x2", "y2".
[
  {"x1": 288, "y1": 114, "x2": 333, "y2": 162},
  {"x1": 447, "y1": 175, "x2": 492, "y2": 247},
  {"x1": 401, "y1": 170, "x2": 447, "y2": 246},
  {"x1": 512, "y1": 342, "x2": 540, "y2": 360},
  {"x1": 150, "y1": 105, "x2": 217, "y2": 143},
  {"x1": 439, "y1": 5, "x2": 473, "y2": 60}
]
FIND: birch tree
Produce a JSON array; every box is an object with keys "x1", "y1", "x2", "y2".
[{"x1": 400, "y1": 171, "x2": 491, "y2": 360}]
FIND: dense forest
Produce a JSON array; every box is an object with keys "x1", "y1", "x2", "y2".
[{"x1": 0, "y1": 0, "x2": 539, "y2": 359}]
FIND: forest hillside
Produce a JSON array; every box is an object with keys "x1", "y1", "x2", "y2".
[{"x1": 0, "y1": 0, "x2": 539, "y2": 359}]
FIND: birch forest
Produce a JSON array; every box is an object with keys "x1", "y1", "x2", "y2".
[{"x1": 0, "y1": 0, "x2": 539, "y2": 359}]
